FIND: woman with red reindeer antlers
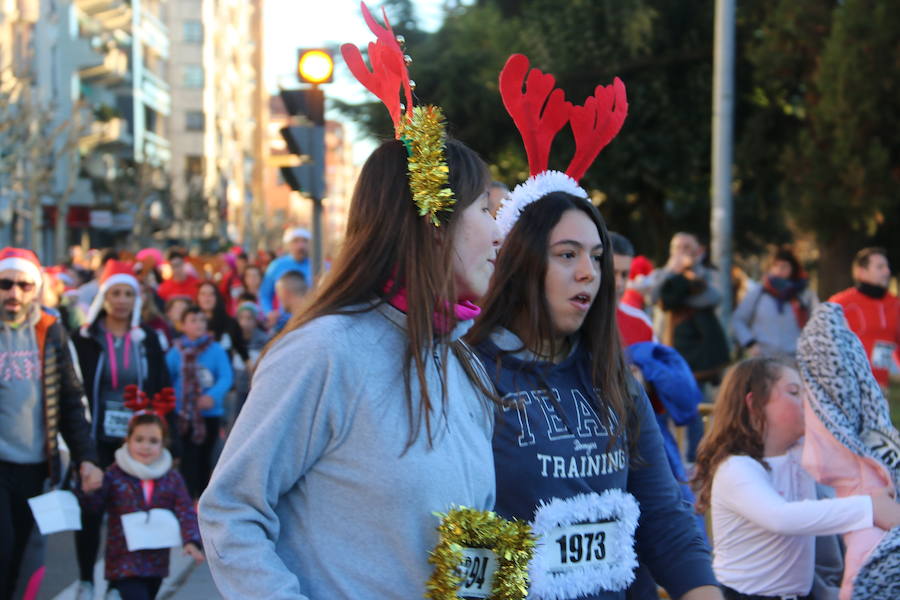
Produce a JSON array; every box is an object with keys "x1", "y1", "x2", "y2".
[
  {"x1": 198, "y1": 4, "x2": 502, "y2": 599},
  {"x1": 77, "y1": 386, "x2": 203, "y2": 600},
  {"x1": 70, "y1": 260, "x2": 174, "y2": 600},
  {"x1": 467, "y1": 55, "x2": 721, "y2": 600}
]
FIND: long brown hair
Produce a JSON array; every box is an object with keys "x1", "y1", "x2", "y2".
[
  {"x1": 467, "y1": 192, "x2": 635, "y2": 453},
  {"x1": 265, "y1": 138, "x2": 490, "y2": 448},
  {"x1": 692, "y1": 357, "x2": 792, "y2": 513}
]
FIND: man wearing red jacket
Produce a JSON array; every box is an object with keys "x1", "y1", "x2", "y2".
[
  {"x1": 157, "y1": 248, "x2": 200, "y2": 302},
  {"x1": 610, "y1": 232, "x2": 655, "y2": 346},
  {"x1": 828, "y1": 247, "x2": 899, "y2": 390}
]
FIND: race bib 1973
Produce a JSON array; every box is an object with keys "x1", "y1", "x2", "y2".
[{"x1": 528, "y1": 490, "x2": 640, "y2": 600}]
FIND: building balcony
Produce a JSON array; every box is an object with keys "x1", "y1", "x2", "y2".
[
  {"x1": 79, "y1": 117, "x2": 131, "y2": 151},
  {"x1": 141, "y1": 68, "x2": 171, "y2": 115},
  {"x1": 139, "y1": 10, "x2": 170, "y2": 58},
  {"x1": 79, "y1": 46, "x2": 129, "y2": 84},
  {"x1": 142, "y1": 130, "x2": 171, "y2": 166},
  {"x1": 70, "y1": 37, "x2": 105, "y2": 74},
  {"x1": 75, "y1": 0, "x2": 133, "y2": 31}
]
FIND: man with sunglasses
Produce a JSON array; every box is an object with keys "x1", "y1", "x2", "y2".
[{"x1": 0, "y1": 247, "x2": 101, "y2": 600}]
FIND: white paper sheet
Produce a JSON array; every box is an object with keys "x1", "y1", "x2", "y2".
[
  {"x1": 121, "y1": 509, "x2": 182, "y2": 551},
  {"x1": 28, "y1": 490, "x2": 82, "y2": 535}
]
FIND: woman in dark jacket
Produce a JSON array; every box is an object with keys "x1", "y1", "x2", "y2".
[
  {"x1": 70, "y1": 260, "x2": 173, "y2": 600},
  {"x1": 196, "y1": 280, "x2": 248, "y2": 365}
]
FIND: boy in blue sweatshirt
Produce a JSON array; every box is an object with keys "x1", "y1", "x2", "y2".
[{"x1": 166, "y1": 305, "x2": 233, "y2": 498}]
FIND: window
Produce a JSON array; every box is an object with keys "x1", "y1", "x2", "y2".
[
  {"x1": 185, "y1": 110, "x2": 204, "y2": 131},
  {"x1": 183, "y1": 65, "x2": 203, "y2": 88},
  {"x1": 185, "y1": 155, "x2": 204, "y2": 182},
  {"x1": 183, "y1": 20, "x2": 203, "y2": 43}
]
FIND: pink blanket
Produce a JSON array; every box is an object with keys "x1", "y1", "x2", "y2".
[{"x1": 801, "y1": 401, "x2": 891, "y2": 600}]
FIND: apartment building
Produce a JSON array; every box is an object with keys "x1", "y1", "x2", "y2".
[
  {"x1": 166, "y1": 0, "x2": 264, "y2": 249},
  {"x1": 0, "y1": 0, "x2": 173, "y2": 256}
]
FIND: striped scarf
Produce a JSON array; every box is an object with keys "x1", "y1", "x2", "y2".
[{"x1": 176, "y1": 335, "x2": 213, "y2": 444}]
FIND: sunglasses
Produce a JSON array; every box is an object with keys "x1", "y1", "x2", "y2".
[{"x1": 0, "y1": 279, "x2": 36, "y2": 292}]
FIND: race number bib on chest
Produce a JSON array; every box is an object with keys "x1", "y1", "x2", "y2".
[
  {"x1": 426, "y1": 507, "x2": 533, "y2": 600},
  {"x1": 456, "y1": 548, "x2": 498, "y2": 599},
  {"x1": 103, "y1": 400, "x2": 131, "y2": 438},
  {"x1": 529, "y1": 491, "x2": 640, "y2": 599},
  {"x1": 871, "y1": 341, "x2": 896, "y2": 370}
]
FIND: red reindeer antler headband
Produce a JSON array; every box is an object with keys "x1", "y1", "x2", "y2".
[
  {"x1": 340, "y1": 3, "x2": 413, "y2": 134},
  {"x1": 495, "y1": 54, "x2": 628, "y2": 238},
  {"x1": 341, "y1": 2, "x2": 456, "y2": 226},
  {"x1": 124, "y1": 384, "x2": 176, "y2": 428}
]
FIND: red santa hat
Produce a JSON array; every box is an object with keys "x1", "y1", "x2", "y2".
[
  {"x1": 0, "y1": 247, "x2": 43, "y2": 287},
  {"x1": 82, "y1": 260, "x2": 144, "y2": 340}
]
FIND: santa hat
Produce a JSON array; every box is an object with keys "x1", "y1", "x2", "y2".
[
  {"x1": 0, "y1": 247, "x2": 43, "y2": 287},
  {"x1": 82, "y1": 260, "x2": 144, "y2": 340},
  {"x1": 629, "y1": 255, "x2": 654, "y2": 280},
  {"x1": 135, "y1": 247, "x2": 164, "y2": 268}
]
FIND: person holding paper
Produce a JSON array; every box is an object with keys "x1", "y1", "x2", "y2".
[
  {"x1": 71, "y1": 259, "x2": 173, "y2": 599},
  {"x1": 0, "y1": 247, "x2": 101, "y2": 600},
  {"x1": 79, "y1": 399, "x2": 202, "y2": 600}
]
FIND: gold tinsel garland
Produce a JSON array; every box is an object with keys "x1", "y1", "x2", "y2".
[
  {"x1": 398, "y1": 105, "x2": 456, "y2": 227},
  {"x1": 426, "y1": 506, "x2": 535, "y2": 600}
]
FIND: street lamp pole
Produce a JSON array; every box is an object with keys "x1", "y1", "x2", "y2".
[{"x1": 711, "y1": 0, "x2": 735, "y2": 326}]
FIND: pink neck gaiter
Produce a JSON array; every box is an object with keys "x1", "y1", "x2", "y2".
[{"x1": 386, "y1": 287, "x2": 481, "y2": 334}]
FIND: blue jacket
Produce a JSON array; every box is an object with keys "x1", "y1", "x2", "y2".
[
  {"x1": 474, "y1": 329, "x2": 715, "y2": 600},
  {"x1": 259, "y1": 255, "x2": 310, "y2": 314},
  {"x1": 165, "y1": 336, "x2": 233, "y2": 418},
  {"x1": 626, "y1": 342, "x2": 702, "y2": 426},
  {"x1": 626, "y1": 341, "x2": 706, "y2": 541}
]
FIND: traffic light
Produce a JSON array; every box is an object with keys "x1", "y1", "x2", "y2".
[
  {"x1": 279, "y1": 89, "x2": 325, "y2": 200},
  {"x1": 297, "y1": 49, "x2": 334, "y2": 85},
  {"x1": 280, "y1": 88, "x2": 324, "y2": 126}
]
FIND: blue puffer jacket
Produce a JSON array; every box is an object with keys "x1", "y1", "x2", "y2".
[{"x1": 626, "y1": 342, "x2": 702, "y2": 425}]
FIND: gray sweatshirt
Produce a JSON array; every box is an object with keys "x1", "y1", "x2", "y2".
[
  {"x1": 0, "y1": 310, "x2": 45, "y2": 463},
  {"x1": 731, "y1": 280, "x2": 818, "y2": 357},
  {"x1": 199, "y1": 303, "x2": 495, "y2": 599}
]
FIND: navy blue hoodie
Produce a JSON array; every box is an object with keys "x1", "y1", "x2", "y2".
[{"x1": 475, "y1": 328, "x2": 715, "y2": 600}]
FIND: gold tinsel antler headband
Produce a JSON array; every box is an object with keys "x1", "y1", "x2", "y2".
[{"x1": 340, "y1": 2, "x2": 455, "y2": 226}]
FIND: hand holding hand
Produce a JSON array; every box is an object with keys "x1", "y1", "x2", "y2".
[
  {"x1": 79, "y1": 462, "x2": 103, "y2": 493},
  {"x1": 184, "y1": 542, "x2": 205, "y2": 563}
]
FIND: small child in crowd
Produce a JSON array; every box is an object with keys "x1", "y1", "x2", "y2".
[
  {"x1": 78, "y1": 390, "x2": 203, "y2": 600},
  {"x1": 692, "y1": 357, "x2": 900, "y2": 600},
  {"x1": 270, "y1": 270, "x2": 308, "y2": 333},
  {"x1": 166, "y1": 305, "x2": 233, "y2": 499},
  {"x1": 232, "y1": 302, "x2": 270, "y2": 421}
]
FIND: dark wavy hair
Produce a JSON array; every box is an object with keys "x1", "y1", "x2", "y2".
[{"x1": 467, "y1": 192, "x2": 636, "y2": 453}]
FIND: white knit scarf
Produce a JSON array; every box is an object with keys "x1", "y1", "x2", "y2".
[{"x1": 115, "y1": 445, "x2": 173, "y2": 480}]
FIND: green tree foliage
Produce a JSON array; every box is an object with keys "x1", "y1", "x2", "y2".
[
  {"x1": 339, "y1": 0, "x2": 900, "y2": 287},
  {"x1": 746, "y1": 0, "x2": 900, "y2": 294}
]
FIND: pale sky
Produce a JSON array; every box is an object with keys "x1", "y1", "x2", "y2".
[{"x1": 263, "y1": 1, "x2": 454, "y2": 161}]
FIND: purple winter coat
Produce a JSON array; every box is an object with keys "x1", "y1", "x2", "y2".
[{"x1": 79, "y1": 463, "x2": 201, "y2": 580}]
